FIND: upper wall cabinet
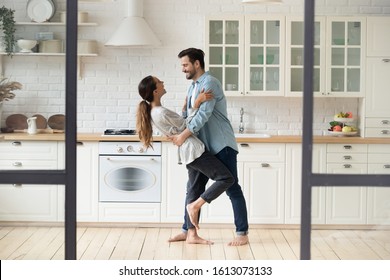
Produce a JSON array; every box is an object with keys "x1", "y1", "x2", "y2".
[
  {"x1": 244, "y1": 16, "x2": 285, "y2": 97},
  {"x1": 286, "y1": 16, "x2": 366, "y2": 97},
  {"x1": 206, "y1": 16, "x2": 245, "y2": 97},
  {"x1": 205, "y1": 15, "x2": 285, "y2": 97},
  {"x1": 367, "y1": 17, "x2": 390, "y2": 57}
]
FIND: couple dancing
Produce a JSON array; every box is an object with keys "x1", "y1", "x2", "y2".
[{"x1": 136, "y1": 48, "x2": 249, "y2": 246}]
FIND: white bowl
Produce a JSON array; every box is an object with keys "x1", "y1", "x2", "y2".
[{"x1": 17, "y1": 39, "x2": 37, "y2": 53}]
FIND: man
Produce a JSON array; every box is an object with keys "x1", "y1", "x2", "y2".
[{"x1": 168, "y1": 48, "x2": 249, "y2": 246}]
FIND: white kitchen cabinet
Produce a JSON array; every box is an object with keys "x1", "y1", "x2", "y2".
[
  {"x1": 367, "y1": 144, "x2": 390, "y2": 224},
  {"x1": 285, "y1": 144, "x2": 327, "y2": 224},
  {"x1": 204, "y1": 143, "x2": 285, "y2": 224},
  {"x1": 205, "y1": 15, "x2": 284, "y2": 97},
  {"x1": 364, "y1": 57, "x2": 390, "y2": 137},
  {"x1": 367, "y1": 17, "x2": 390, "y2": 57},
  {"x1": 75, "y1": 142, "x2": 99, "y2": 222},
  {"x1": 285, "y1": 17, "x2": 326, "y2": 97},
  {"x1": 326, "y1": 144, "x2": 368, "y2": 224},
  {"x1": 160, "y1": 142, "x2": 188, "y2": 223},
  {"x1": 286, "y1": 16, "x2": 365, "y2": 97},
  {"x1": 240, "y1": 143, "x2": 285, "y2": 223},
  {"x1": 244, "y1": 16, "x2": 285, "y2": 96},
  {"x1": 206, "y1": 16, "x2": 245, "y2": 96},
  {"x1": 0, "y1": 141, "x2": 59, "y2": 222}
]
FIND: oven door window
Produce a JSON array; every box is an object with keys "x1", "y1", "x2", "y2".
[{"x1": 105, "y1": 167, "x2": 156, "y2": 192}]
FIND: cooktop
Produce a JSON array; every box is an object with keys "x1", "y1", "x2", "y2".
[{"x1": 103, "y1": 129, "x2": 136, "y2": 135}]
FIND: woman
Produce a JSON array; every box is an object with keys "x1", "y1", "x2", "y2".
[{"x1": 136, "y1": 75, "x2": 234, "y2": 245}]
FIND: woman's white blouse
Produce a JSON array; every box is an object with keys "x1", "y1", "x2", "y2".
[{"x1": 151, "y1": 106, "x2": 204, "y2": 164}]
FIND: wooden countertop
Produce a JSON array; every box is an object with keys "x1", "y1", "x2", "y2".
[{"x1": 1, "y1": 132, "x2": 390, "y2": 144}]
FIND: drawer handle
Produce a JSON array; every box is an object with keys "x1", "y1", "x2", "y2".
[
  {"x1": 13, "y1": 184, "x2": 22, "y2": 187},
  {"x1": 240, "y1": 143, "x2": 249, "y2": 147},
  {"x1": 12, "y1": 141, "x2": 22, "y2": 146},
  {"x1": 261, "y1": 163, "x2": 270, "y2": 167},
  {"x1": 384, "y1": 164, "x2": 390, "y2": 169},
  {"x1": 343, "y1": 155, "x2": 352, "y2": 160},
  {"x1": 77, "y1": 142, "x2": 84, "y2": 146},
  {"x1": 343, "y1": 145, "x2": 352, "y2": 150},
  {"x1": 382, "y1": 59, "x2": 390, "y2": 63},
  {"x1": 13, "y1": 162, "x2": 23, "y2": 167},
  {"x1": 381, "y1": 120, "x2": 389, "y2": 125},
  {"x1": 343, "y1": 164, "x2": 352, "y2": 168},
  {"x1": 381, "y1": 130, "x2": 389, "y2": 135}
]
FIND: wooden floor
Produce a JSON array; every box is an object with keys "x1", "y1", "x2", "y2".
[{"x1": 1, "y1": 226, "x2": 390, "y2": 260}]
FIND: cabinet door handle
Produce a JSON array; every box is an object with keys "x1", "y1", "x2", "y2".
[
  {"x1": 382, "y1": 58, "x2": 390, "y2": 63},
  {"x1": 261, "y1": 163, "x2": 270, "y2": 167},
  {"x1": 381, "y1": 120, "x2": 389, "y2": 125},
  {"x1": 12, "y1": 141, "x2": 22, "y2": 146},
  {"x1": 343, "y1": 164, "x2": 352, "y2": 168},
  {"x1": 13, "y1": 162, "x2": 23, "y2": 167},
  {"x1": 381, "y1": 130, "x2": 389, "y2": 134},
  {"x1": 13, "y1": 184, "x2": 22, "y2": 187},
  {"x1": 384, "y1": 164, "x2": 390, "y2": 169},
  {"x1": 344, "y1": 155, "x2": 352, "y2": 160},
  {"x1": 240, "y1": 143, "x2": 249, "y2": 147},
  {"x1": 343, "y1": 145, "x2": 352, "y2": 150}
]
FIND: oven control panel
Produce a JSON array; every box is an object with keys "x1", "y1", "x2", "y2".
[{"x1": 99, "y1": 142, "x2": 161, "y2": 156}]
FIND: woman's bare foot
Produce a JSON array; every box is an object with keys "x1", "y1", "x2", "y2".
[
  {"x1": 168, "y1": 232, "x2": 187, "y2": 242},
  {"x1": 186, "y1": 228, "x2": 214, "y2": 245},
  {"x1": 186, "y1": 203, "x2": 200, "y2": 230},
  {"x1": 228, "y1": 235, "x2": 249, "y2": 246}
]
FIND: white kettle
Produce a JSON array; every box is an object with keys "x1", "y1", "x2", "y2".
[{"x1": 27, "y1": 117, "x2": 37, "y2": 134}]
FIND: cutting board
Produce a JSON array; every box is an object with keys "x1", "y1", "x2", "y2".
[
  {"x1": 32, "y1": 114, "x2": 47, "y2": 129},
  {"x1": 48, "y1": 114, "x2": 65, "y2": 130},
  {"x1": 5, "y1": 114, "x2": 28, "y2": 130}
]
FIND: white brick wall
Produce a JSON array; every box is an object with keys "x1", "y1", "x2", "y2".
[{"x1": 1, "y1": 0, "x2": 389, "y2": 134}]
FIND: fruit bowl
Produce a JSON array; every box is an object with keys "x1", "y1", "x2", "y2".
[
  {"x1": 328, "y1": 131, "x2": 358, "y2": 137},
  {"x1": 17, "y1": 39, "x2": 37, "y2": 53}
]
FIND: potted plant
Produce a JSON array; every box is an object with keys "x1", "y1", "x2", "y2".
[
  {"x1": 0, "y1": 77, "x2": 22, "y2": 130},
  {"x1": 0, "y1": 6, "x2": 16, "y2": 55}
]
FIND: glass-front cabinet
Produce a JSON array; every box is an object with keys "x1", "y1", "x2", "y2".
[
  {"x1": 205, "y1": 15, "x2": 284, "y2": 97},
  {"x1": 206, "y1": 16, "x2": 244, "y2": 96},
  {"x1": 286, "y1": 16, "x2": 365, "y2": 97},
  {"x1": 245, "y1": 16, "x2": 285, "y2": 96}
]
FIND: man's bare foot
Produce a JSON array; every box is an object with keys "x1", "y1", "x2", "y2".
[
  {"x1": 228, "y1": 235, "x2": 249, "y2": 246},
  {"x1": 186, "y1": 203, "x2": 200, "y2": 230},
  {"x1": 187, "y1": 228, "x2": 214, "y2": 245},
  {"x1": 168, "y1": 232, "x2": 187, "y2": 242}
]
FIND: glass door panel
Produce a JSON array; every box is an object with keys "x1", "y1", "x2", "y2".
[
  {"x1": 347, "y1": 48, "x2": 360, "y2": 66},
  {"x1": 250, "y1": 67, "x2": 264, "y2": 91},
  {"x1": 266, "y1": 21, "x2": 280, "y2": 44},
  {"x1": 266, "y1": 67, "x2": 279, "y2": 91},
  {"x1": 225, "y1": 21, "x2": 239, "y2": 44},
  {"x1": 225, "y1": 68, "x2": 239, "y2": 91},
  {"x1": 209, "y1": 21, "x2": 223, "y2": 44},
  {"x1": 250, "y1": 21, "x2": 264, "y2": 44},
  {"x1": 225, "y1": 47, "x2": 239, "y2": 65},
  {"x1": 209, "y1": 47, "x2": 223, "y2": 65},
  {"x1": 209, "y1": 67, "x2": 223, "y2": 84},
  {"x1": 348, "y1": 22, "x2": 361, "y2": 46},
  {"x1": 332, "y1": 22, "x2": 345, "y2": 45},
  {"x1": 250, "y1": 46, "x2": 264, "y2": 64}
]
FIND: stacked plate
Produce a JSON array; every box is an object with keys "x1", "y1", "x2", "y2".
[{"x1": 27, "y1": 0, "x2": 55, "y2": 23}]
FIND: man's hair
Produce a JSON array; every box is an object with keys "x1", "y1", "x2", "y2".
[{"x1": 178, "y1": 48, "x2": 205, "y2": 69}]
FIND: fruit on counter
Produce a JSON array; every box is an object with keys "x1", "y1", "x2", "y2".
[
  {"x1": 333, "y1": 125, "x2": 342, "y2": 132},
  {"x1": 334, "y1": 112, "x2": 353, "y2": 118},
  {"x1": 342, "y1": 126, "x2": 353, "y2": 132}
]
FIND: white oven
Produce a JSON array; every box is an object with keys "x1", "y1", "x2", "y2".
[{"x1": 99, "y1": 142, "x2": 161, "y2": 202}]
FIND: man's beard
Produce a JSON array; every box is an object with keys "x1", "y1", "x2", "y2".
[{"x1": 185, "y1": 71, "x2": 195, "y2": 80}]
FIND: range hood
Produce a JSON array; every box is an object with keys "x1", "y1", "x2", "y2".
[{"x1": 105, "y1": 0, "x2": 161, "y2": 47}]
